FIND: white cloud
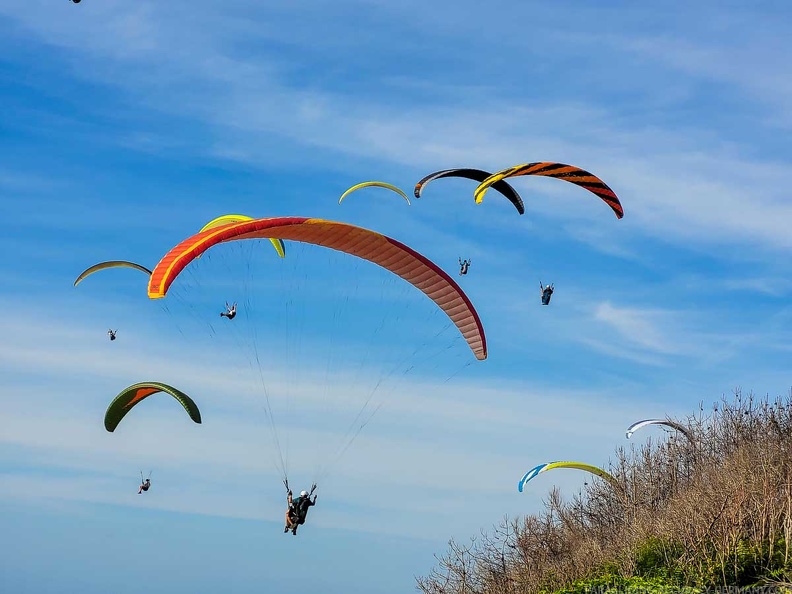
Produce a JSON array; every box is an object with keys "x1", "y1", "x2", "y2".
[
  {"x1": 594, "y1": 301, "x2": 683, "y2": 355},
  {"x1": 0, "y1": 297, "x2": 661, "y2": 538},
  {"x1": 3, "y1": 1, "x2": 792, "y2": 258}
]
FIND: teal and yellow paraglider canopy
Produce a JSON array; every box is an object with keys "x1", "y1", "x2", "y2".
[
  {"x1": 104, "y1": 381, "x2": 202, "y2": 432},
  {"x1": 518, "y1": 461, "x2": 617, "y2": 492}
]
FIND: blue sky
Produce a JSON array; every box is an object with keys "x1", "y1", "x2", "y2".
[{"x1": 1, "y1": 1, "x2": 791, "y2": 592}]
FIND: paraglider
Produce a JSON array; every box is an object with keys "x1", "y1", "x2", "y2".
[
  {"x1": 458, "y1": 258, "x2": 471, "y2": 276},
  {"x1": 518, "y1": 461, "x2": 617, "y2": 492},
  {"x1": 473, "y1": 162, "x2": 624, "y2": 219},
  {"x1": 104, "y1": 382, "x2": 202, "y2": 432},
  {"x1": 540, "y1": 282, "x2": 554, "y2": 305},
  {"x1": 220, "y1": 302, "x2": 237, "y2": 320},
  {"x1": 284, "y1": 484, "x2": 317, "y2": 535},
  {"x1": 147, "y1": 216, "x2": 487, "y2": 361},
  {"x1": 138, "y1": 471, "x2": 152, "y2": 494},
  {"x1": 107, "y1": 329, "x2": 117, "y2": 341},
  {"x1": 414, "y1": 168, "x2": 525, "y2": 214},
  {"x1": 200, "y1": 215, "x2": 285, "y2": 258},
  {"x1": 626, "y1": 419, "x2": 694, "y2": 442},
  {"x1": 74, "y1": 261, "x2": 152, "y2": 287},
  {"x1": 338, "y1": 182, "x2": 411, "y2": 206}
]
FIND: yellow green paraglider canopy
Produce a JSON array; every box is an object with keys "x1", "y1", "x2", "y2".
[
  {"x1": 200, "y1": 214, "x2": 286, "y2": 258},
  {"x1": 74, "y1": 261, "x2": 152, "y2": 287},
  {"x1": 338, "y1": 181, "x2": 411, "y2": 206}
]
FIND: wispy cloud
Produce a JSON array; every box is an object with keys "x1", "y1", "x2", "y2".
[
  {"x1": 3, "y1": 2, "x2": 791, "y2": 257},
  {"x1": 0, "y1": 299, "x2": 660, "y2": 539},
  {"x1": 617, "y1": 16, "x2": 792, "y2": 128},
  {"x1": 594, "y1": 302, "x2": 684, "y2": 356}
]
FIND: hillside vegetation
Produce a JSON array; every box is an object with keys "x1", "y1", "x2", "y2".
[{"x1": 418, "y1": 390, "x2": 792, "y2": 593}]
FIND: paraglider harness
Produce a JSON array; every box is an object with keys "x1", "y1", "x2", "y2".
[
  {"x1": 284, "y1": 479, "x2": 317, "y2": 525},
  {"x1": 138, "y1": 470, "x2": 152, "y2": 494},
  {"x1": 108, "y1": 329, "x2": 117, "y2": 341},
  {"x1": 540, "y1": 282, "x2": 554, "y2": 305},
  {"x1": 220, "y1": 302, "x2": 237, "y2": 320},
  {"x1": 458, "y1": 258, "x2": 471, "y2": 276}
]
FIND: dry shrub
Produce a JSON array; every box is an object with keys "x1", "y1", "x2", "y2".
[{"x1": 418, "y1": 389, "x2": 792, "y2": 594}]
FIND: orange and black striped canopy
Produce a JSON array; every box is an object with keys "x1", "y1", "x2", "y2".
[{"x1": 474, "y1": 162, "x2": 623, "y2": 219}]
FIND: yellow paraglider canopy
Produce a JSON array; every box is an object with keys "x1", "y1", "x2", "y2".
[
  {"x1": 200, "y1": 214, "x2": 285, "y2": 258},
  {"x1": 74, "y1": 261, "x2": 152, "y2": 287},
  {"x1": 338, "y1": 181, "x2": 411, "y2": 206}
]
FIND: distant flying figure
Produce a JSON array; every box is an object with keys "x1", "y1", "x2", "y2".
[
  {"x1": 458, "y1": 258, "x2": 471, "y2": 276},
  {"x1": 540, "y1": 282, "x2": 554, "y2": 306},
  {"x1": 107, "y1": 329, "x2": 117, "y2": 341},
  {"x1": 138, "y1": 471, "x2": 152, "y2": 494},
  {"x1": 220, "y1": 302, "x2": 237, "y2": 320}
]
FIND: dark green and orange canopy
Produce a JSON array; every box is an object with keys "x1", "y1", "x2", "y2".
[{"x1": 104, "y1": 382, "x2": 202, "y2": 432}]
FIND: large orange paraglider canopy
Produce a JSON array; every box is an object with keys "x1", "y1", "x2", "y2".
[{"x1": 148, "y1": 217, "x2": 487, "y2": 360}]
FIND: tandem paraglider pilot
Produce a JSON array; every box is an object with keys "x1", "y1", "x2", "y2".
[{"x1": 284, "y1": 487, "x2": 317, "y2": 535}]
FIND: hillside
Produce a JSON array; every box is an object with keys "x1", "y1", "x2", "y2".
[{"x1": 418, "y1": 390, "x2": 792, "y2": 593}]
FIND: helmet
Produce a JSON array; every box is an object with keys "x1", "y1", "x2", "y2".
[{"x1": 300, "y1": 490, "x2": 308, "y2": 497}]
